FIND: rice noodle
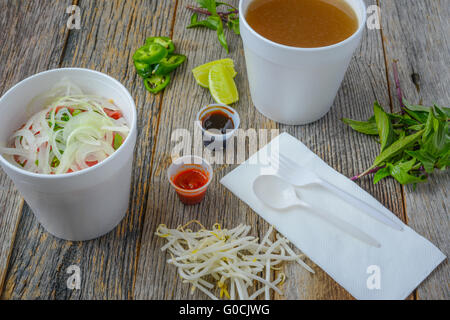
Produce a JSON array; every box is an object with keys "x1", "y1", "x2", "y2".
[{"x1": 156, "y1": 221, "x2": 314, "y2": 300}]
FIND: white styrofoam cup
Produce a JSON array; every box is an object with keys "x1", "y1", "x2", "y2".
[
  {"x1": 0, "y1": 68, "x2": 137, "y2": 241},
  {"x1": 240, "y1": 0, "x2": 367, "y2": 125}
]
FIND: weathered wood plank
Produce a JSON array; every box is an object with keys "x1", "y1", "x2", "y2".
[
  {"x1": 379, "y1": 0, "x2": 449, "y2": 300},
  {"x1": 278, "y1": 0, "x2": 409, "y2": 300},
  {"x1": 133, "y1": 0, "x2": 278, "y2": 300},
  {"x1": 0, "y1": 0, "x2": 72, "y2": 296},
  {"x1": 1, "y1": 0, "x2": 177, "y2": 299},
  {"x1": 134, "y1": 0, "x2": 407, "y2": 300}
]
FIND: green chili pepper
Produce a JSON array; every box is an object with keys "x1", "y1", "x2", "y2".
[
  {"x1": 144, "y1": 74, "x2": 171, "y2": 94},
  {"x1": 145, "y1": 36, "x2": 175, "y2": 54},
  {"x1": 61, "y1": 113, "x2": 70, "y2": 122},
  {"x1": 133, "y1": 43, "x2": 168, "y2": 64},
  {"x1": 72, "y1": 109, "x2": 82, "y2": 117},
  {"x1": 153, "y1": 54, "x2": 187, "y2": 76},
  {"x1": 134, "y1": 61, "x2": 153, "y2": 78},
  {"x1": 51, "y1": 156, "x2": 60, "y2": 168},
  {"x1": 113, "y1": 133, "x2": 124, "y2": 150}
]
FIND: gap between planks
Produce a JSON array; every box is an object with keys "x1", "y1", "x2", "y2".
[
  {"x1": 376, "y1": 0, "x2": 409, "y2": 226},
  {"x1": 376, "y1": 0, "x2": 414, "y2": 299}
]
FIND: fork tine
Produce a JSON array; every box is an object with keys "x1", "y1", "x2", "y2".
[
  {"x1": 279, "y1": 153, "x2": 300, "y2": 169},
  {"x1": 278, "y1": 154, "x2": 298, "y2": 172},
  {"x1": 269, "y1": 153, "x2": 291, "y2": 177}
]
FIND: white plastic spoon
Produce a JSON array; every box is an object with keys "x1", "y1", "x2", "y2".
[{"x1": 253, "y1": 175, "x2": 381, "y2": 248}]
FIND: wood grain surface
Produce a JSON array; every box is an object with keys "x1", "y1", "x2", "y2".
[
  {"x1": 278, "y1": 0, "x2": 407, "y2": 299},
  {"x1": 0, "y1": 0, "x2": 447, "y2": 300},
  {"x1": 1, "y1": 0, "x2": 176, "y2": 299},
  {"x1": 0, "y1": 0, "x2": 72, "y2": 296},
  {"x1": 379, "y1": 0, "x2": 449, "y2": 300}
]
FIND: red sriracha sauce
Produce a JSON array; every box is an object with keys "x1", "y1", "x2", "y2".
[{"x1": 172, "y1": 168, "x2": 209, "y2": 205}]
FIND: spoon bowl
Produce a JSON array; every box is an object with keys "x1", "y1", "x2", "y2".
[
  {"x1": 252, "y1": 175, "x2": 381, "y2": 248},
  {"x1": 253, "y1": 175, "x2": 304, "y2": 210}
]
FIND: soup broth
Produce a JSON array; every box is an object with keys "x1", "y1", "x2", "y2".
[{"x1": 245, "y1": 0, "x2": 359, "y2": 48}]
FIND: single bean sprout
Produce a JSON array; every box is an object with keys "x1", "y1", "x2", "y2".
[{"x1": 156, "y1": 221, "x2": 314, "y2": 300}]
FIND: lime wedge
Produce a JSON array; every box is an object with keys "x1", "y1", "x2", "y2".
[
  {"x1": 208, "y1": 64, "x2": 239, "y2": 105},
  {"x1": 192, "y1": 58, "x2": 237, "y2": 88}
]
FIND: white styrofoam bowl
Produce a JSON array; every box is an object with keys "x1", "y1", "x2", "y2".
[
  {"x1": 240, "y1": 0, "x2": 367, "y2": 125},
  {"x1": 0, "y1": 68, "x2": 137, "y2": 241}
]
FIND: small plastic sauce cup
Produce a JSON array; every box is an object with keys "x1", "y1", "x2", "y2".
[
  {"x1": 195, "y1": 104, "x2": 240, "y2": 150},
  {"x1": 167, "y1": 155, "x2": 213, "y2": 205}
]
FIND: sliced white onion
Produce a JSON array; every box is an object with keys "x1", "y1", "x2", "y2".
[{"x1": 1, "y1": 81, "x2": 129, "y2": 174}]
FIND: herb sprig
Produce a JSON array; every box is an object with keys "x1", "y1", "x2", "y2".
[
  {"x1": 187, "y1": 0, "x2": 240, "y2": 53},
  {"x1": 342, "y1": 63, "x2": 449, "y2": 186}
]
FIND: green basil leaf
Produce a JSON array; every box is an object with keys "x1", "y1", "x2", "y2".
[
  {"x1": 373, "y1": 166, "x2": 391, "y2": 184},
  {"x1": 216, "y1": 1, "x2": 238, "y2": 10},
  {"x1": 213, "y1": 16, "x2": 229, "y2": 53},
  {"x1": 403, "y1": 108, "x2": 428, "y2": 123},
  {"x1": 436, "y1": 149, "x2": 449, "y2": 170},
  {"x1": 388, "y1": 161, "x2": 426, "y2": 185},
  {"x1": 373, "y1": 130, "x2": 424, "y2": 167},
  {"x1": 403, "y1": 99, "x2": 450, "y2": 117},
  {"x1": 434, "y1": 104, "x2": 450, "y2": 118},
  {"x1": 403, "y1": 99, "x2": 432, "y2": 113},
  {"x1": 342, "y1": 117, "x2": 378, "y2": 135},
  {"x1": 422, "y1": 109, "x2": 436, "y2": 143},
  {"x1": 433, "y1": 104, "x2": 449, "y2": 121},
  {"x1": 227, "y1": 16, "x2": 240, "y2": 35},
  {"x1": 425, "y1": 119, "x2": 448, "y2": 157},
  {"x1": 374, "y1": 102, "x2": 395, "y2": 151},
  {"x1": 196, "y1": 0, "x2": 217, "y2": 14},
  {"x1": 407, "y1": 124, "x2": 424, "y2": 131},
  {"x1": 187, "y1": 14, "x2": 219, "y2": 30},
  {"x1": 405, "y1": 149, "x2": 436, "y2": 173}
]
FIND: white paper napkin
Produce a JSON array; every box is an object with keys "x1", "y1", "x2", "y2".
[{"x1": 220, "y1": 132, "x2": 445, "y2": 300}]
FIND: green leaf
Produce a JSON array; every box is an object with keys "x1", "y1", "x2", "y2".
[
  {"x1": 373, "y1": 166, "x2": 390, "y2": 184},
  {"x1": 406, "y1": 149, "x2": 436, "y2": 173},
  {"x1": 374, "y1": 102, "x2": 395, "y2": 151},
  {"x1": 390, "y1": 113, "x2": 420, "y2": 126},
  {"x1": 424, "y1": 119, "x2": 448, "y2": 157},
  {"x1": 187, "y1": 14, "x2": 220, "y2": 30},
  {"x1": 433, "y1": 104, "x2": 449, "y2": 120},
  {"x1": 435, "y1": 104, "x2": 450, "y2": 118},
  {"x1": 227, "y1": 15, "x2": 240, "y2": 35},
  {"x1": 422, "y1": 109, "x2": 436, "y2": 143},
  {"x1": 342, "y1": 117, "x2": 378, "y2": 135},
  {"x1": 373, "y1": 130, "x2": 424, "y2": 167},
  {"x1": 213, "y1": 16, "x2": 229, "y2": 53},
  {"x1": 404, "y1": 99, "x2": 450, "y2": 117},
  {"x1": 436, "y1": 149, "x2": 450, "y2": 170},
  {"x1": 196, "y1": 0, "x2": 217, "y2": 14},
  {"x1": 388, "y1": 160, "x2": 426, "y2": 185},
  {"x1": 407, "y1": 124, "x2": 424, "y2": 131},
  {"x1": 403, "y1": 107, "x2": 428, "y2": 123},
  {"x1": 403, "y1": 99, "x2": 428, "y2": 112},
  {"x1": 216, "y1": 1, "x2": 237, "y2": 10}
]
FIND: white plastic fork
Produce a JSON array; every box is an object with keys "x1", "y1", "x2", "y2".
[{"x1": 270, "y1": 153, "x2": 404, "y2": 231}]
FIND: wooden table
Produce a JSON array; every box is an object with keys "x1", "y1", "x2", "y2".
[{"x1": 0, "y1": 0, "x2": 448, "y2": 300}]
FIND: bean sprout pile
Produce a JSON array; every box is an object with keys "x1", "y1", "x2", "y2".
[
  {"x1": 156, "y1": 221, "x2": 314, "y2": 300},
  {"x1": 0, "y1": 80, "x2": 129, "y2": 174}
]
